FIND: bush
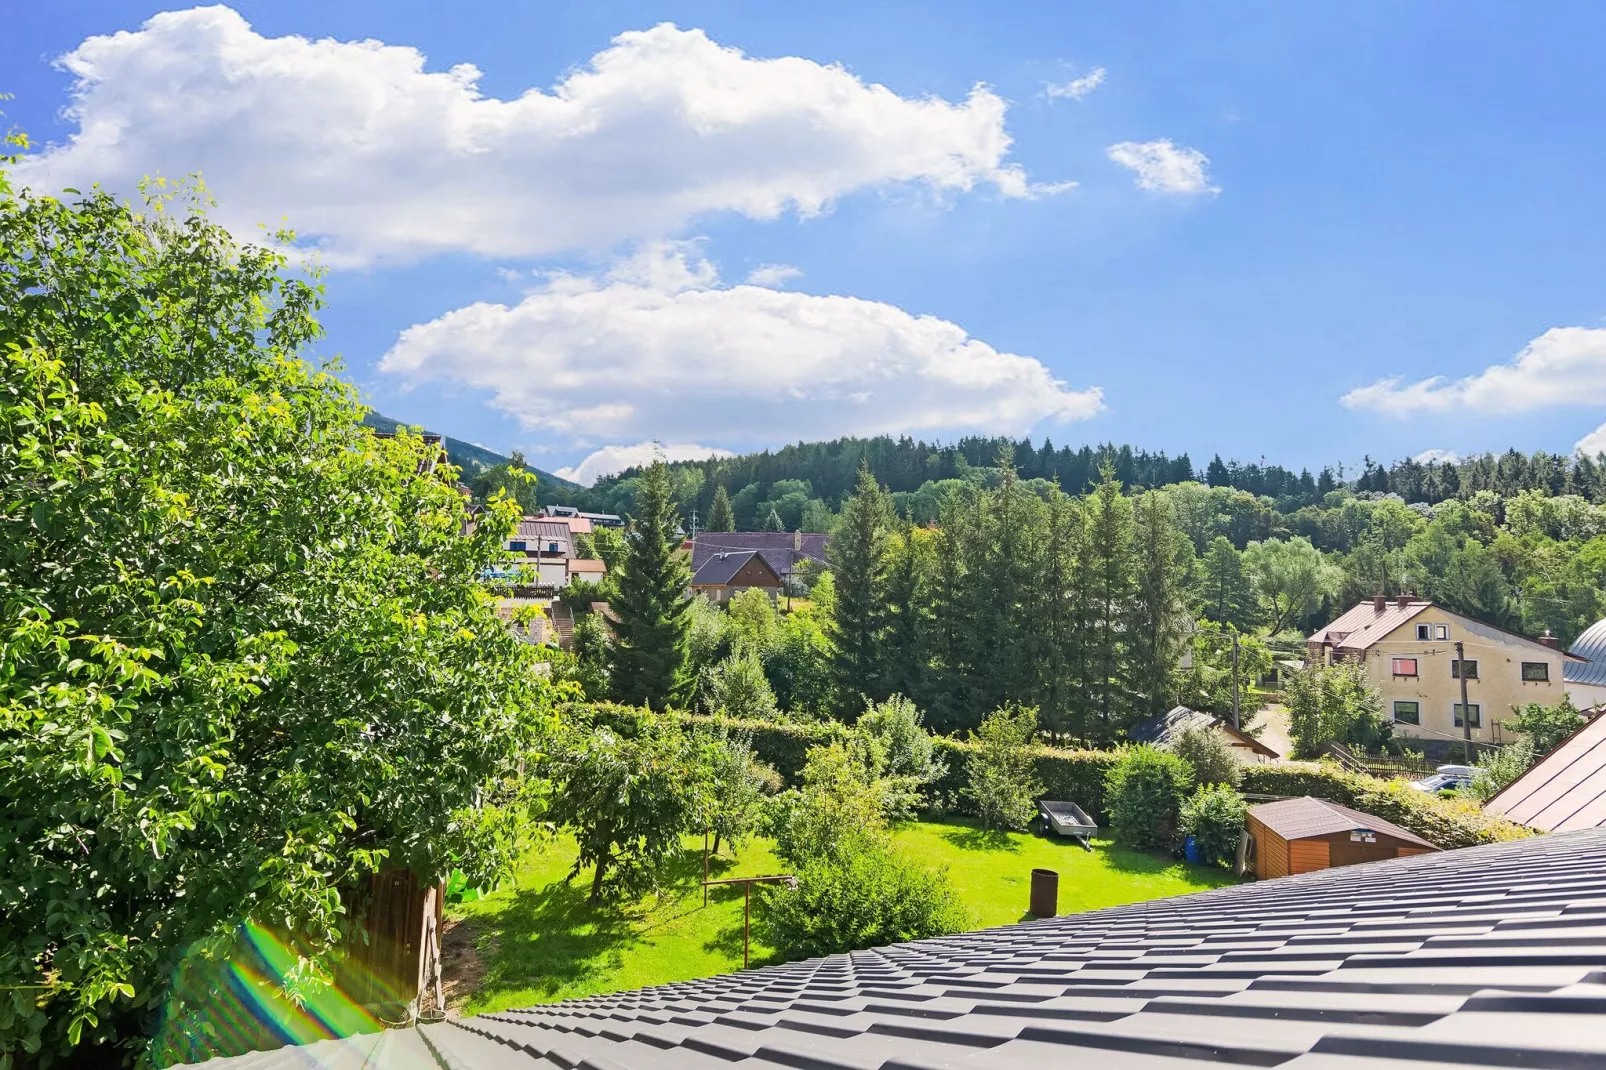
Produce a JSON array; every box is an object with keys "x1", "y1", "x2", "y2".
[
  {"x1": 760, "y1": 835, "x2": 969, "y2": 958},
  {"x1": 1239, "y1": 762, "x2": 1533, "y2": 849},
  {"x1": 769, "y1": 740, "x2": 888, "y2": 865},
  {"x1": 1167, "y1": 726, "x2": 1243, "y2": 789},
  {"x1": 967, "y1": 704, "x2": 1044, "y2": 830},
  {"x1": 707, "y1": 649, "x2": 780, "y2": 719},
  {"x1": 1469, "y1": 738, "x2": 1535, "y2": 802},
  {"x1": 857, "y1": 695, "x2": 947, "y2": 819},
  {"x1": 1505, "y1": 697, "x2": 1585, "y2": 756},
  {"x1": 1179, "y1": 785, "x2": 1247, "y2": 868},
  {"x1": 1286, "y1": 660, "x2": 1388, "y2": 758},
  {"x1": 1105, "y1": 746, "x2": 1194, "y2": 849}
]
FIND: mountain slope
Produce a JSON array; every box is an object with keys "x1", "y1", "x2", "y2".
[{"x1": 362, "y1": 412, "x2": 582, "y2": 497}]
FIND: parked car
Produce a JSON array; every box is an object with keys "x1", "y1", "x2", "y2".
[{"x1": 1412, "y1": 764, "x2": 1474, "y2": 794}]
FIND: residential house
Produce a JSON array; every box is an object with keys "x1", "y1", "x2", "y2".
[
  {"x1": 182, "y1": 827, "x2": 1606, "y2": 1070},
  {"x1": 1308, "y1": 596, "x2": 1585, "y2": 756},
  {"x1": 690, "y1": 550, "x2": 782, "y2": 603},
  {"x1": 1565, "y1": 617, "x2": 1606, "y2": 709},
  {"x1": 1486, "y1": 710, "x2": 1606, "y2": 831},
  {"x1": 506, "y1": 518, "x2": 574, "y2": 587},
  {"x1": 1128, "y1": 705, "x2": 1280, "y2": 762},
  {"x1": 539, "y1": 504, "x2": 622, "y2": 529},
  {"x1": 690, "y1": 531, "x2": 829, "y2": 589}
]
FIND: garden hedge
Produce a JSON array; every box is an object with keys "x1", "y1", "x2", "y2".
[{"x1": 595, "y1": 706, "x2": 1532, "y2": 850}]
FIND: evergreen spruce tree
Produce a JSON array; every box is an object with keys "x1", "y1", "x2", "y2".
[
  {"x1": 707, "y1": 483, "x2": 735, "y2": 532},
  {"x1": 1201, "y1": 535, "x2": 1258, "y2": 630},
  {"x1": 881, "y1": 528, "x2": 931, "y2": 705},
  {"x1": 827, "y1": 466, "x2": 895, "y2": 718},
  {"x1": 1034, "y1": 487, "x2": 1085, "y2": 744},
  {"x1": 968, "y1": 447, "x2": 1043, "y2": 716},
  {"x1": 610, "y1": 461, "x2": 693, "y2": 708},
  {"x1": 763, "y1": 505, "x2": 785, "y2": 531},
  {"x1": 1082, "y1": 465, "x2": 1136, "y2": 744},
  {"x1": 1127, "y1": 491, "x2": 1193, "y2": 722},
  {"x1": 924, "y1": 492, "x2": 975, "y2": 732}
]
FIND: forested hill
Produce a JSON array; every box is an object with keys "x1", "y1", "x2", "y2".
[
  {"x1": 579, "y1": 433, "x2": 1606, "y2": 519},
  {"x1": 362, "y1": 411, "x2": 581, "y2": 500}
]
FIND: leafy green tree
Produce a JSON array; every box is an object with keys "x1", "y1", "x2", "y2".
[
  {"x1": 702, "y1": 732, "x2": 778, "y2": 854},
  {"x1": 727, "y1": 586, "x2": 781, "y2": 654},
  {"x1": 1105, "y1": 746, "x2": 1194, "y2": 848},
  {"x1": 1469, "y1": 737, "x2": 1534, "y2": 802},
  {"x1": 545, "y1": 716, "x2": 711, "y2": 899},
  {"x1": 707, "y1": 649, "x2": 780, "y2": 719},
  {"x1": 610, "y1": 461, "x2": 693, "y2": 708},
  {"x1": 570, "y1": 611, "x2": 612, "y2": 699},
  {"x1": 1200, "y1": 536, "x2": 1259, "y2": 630},
  {"x1": 706, "y1": 483, "x2": 735, "y2": 532},
  {"x1": 589, "y1": 525, "x2": 628, "y2": 576},
  {"x1": 827, "y1": 466, "x2": 895, "y2": 717},
  {"x1": 1167, "y1": 726, "x2": 1243, "y2": 789},
  {"x1": 856, "y1": 694, "x2": 948, "y2": 818},
  {"x1": 471, "y1": 449, "x2": 540, "y2": 513},
  {"x1": 684, "y1": 597, "x2": 734, "y2": 711},
  {"x1": 764, "y1": 608, "x2": 834, "y2": 715},
  {"x1": 770, "y1": 741, "x2": 890, "y2": 864},
  {"x1": 1176, "y1": 621, "x2": 1272, "y2": 729},
  {"x1": 1504, "y1": 696, "x2": 1585, "y2": 756},
  {"x1": 0, "y1": 182, "x2": 552, "y2": 1064},
  {"x1": 1179, "y1": 785, "x2": 1247, "y2": 868},
  {"x1": 1284, "y1": 660, "x2": 1388, "y2": 758},
  {"x1": 1243, "y1": 536, "x2": 1343, "y2": 634},
  {"x1": 967, "y1": 704, "x2": 1044, "y2": 830}
]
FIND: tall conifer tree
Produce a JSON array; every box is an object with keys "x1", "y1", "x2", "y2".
[
  {"x1": 827, "y1": 465, "x2": 894, "y2": 717},
  {"x1": 706, "y1": 483, "x2": 735, "y2": 532},
  {"x1": 610, "y1": 461, "x2": 692, "y2": 708},
  {"x1": 1128, "y1": 491, "x2": 1193, "y2": 721},
  {"x1": 1082, "y1": 465, "x2": 1136, "y2": 743},
  {"x1": 1034, "y1": 487, "x2": 1085, "y2": 744},
  {"x1": 1201, "y1": 535, "x2": 1258, "y2": 630}
]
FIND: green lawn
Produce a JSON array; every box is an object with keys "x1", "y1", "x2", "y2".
[{"x1": 446, "y1": 817, "x2": 1238, "y2": 1017}]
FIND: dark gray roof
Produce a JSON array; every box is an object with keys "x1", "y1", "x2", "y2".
[
  {"x1": 1248, "y1": 796, "x2": 1438, "y2": 849},
  {"x1": 185, "y1": 828, "x2": 1606, "y2": 1069},
  {"x1": 690, "y1": 550, "x2": 778, "y2": 587},
  {"x1": 691, "y1": 533, "x2": 828, "y2": 579},
  {"x1": 1567, "y1": 618, "x2": 1606, "y2": 686},
  {"x1": 1129, "y1": 705, "x2": 1278, "y2": 758}
]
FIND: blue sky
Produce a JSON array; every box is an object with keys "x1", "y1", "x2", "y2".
[{"x1": 8, "y1": 2, "x2": 1606, "y2": 483}]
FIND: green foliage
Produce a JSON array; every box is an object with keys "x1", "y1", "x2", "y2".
[
  {"x1": 1167, "y1": 726, "x2": 1243, "y2": 789},
  {"x1": 0, "y1": 181, "x2": 553, "y2": 1064},
  {"x1": 1243, "y1": 536, "x2": 1344, "y2": 634},
  {"x1": 1200, "y1": 536, "x2": 1260, "y2": 629},
  {"x1": 544, "y1": 715, "x2": 711, "y2": 900},
  {"x1": 1285, "y1": 659, "x2": 1389, "y2": 758},
  {"x1": 1504, "y1": 696, "x2": 1586, "y2": 756},
  {"x1": 701, "y1": 731, "x2": 778, "y2": 853},
  {"x1": 1470, "y1": 738, "x2": 1535, "y2": 803},
  {"x1": 727, "y1": 586, "x2": 781, "y2": 654},
  {"x1": 856, "y1": 695, "x2": 947, "y2": 818},
  {"x1": 1179, "y1": 785, "x2": 1248, "y2": 868},
  {"x1": 707, "y1": 649, "x2": 780, "y2": 720},
  {"x1": 1105, "y1": 746, "x2": 1194, "y2": 849},
  {"x1": 764, "y1": 608, "x2": 834, "y2": 715},
  {"x1": 760, "y1": 835, "x2": 968, "y2": 959},
  {"x1": 769, "y1": 741, "x2": 888, "y2": 865},
  {"x1": 470, "y1": 448, "x2": 540, "y2": 513},
  {"x1": 1239, "y1": 763, "x2": 1533, "y2": 848},
  {"x1": 683, "y1": 597, "x2": 734, "y2": 711},
  {"x1": 966, "y1": 704, "x2": 1044, "y2": 830},
  {"x1": 706, "y1": 483, "x2": 735, "y2": 532},
  {"x1": 1176, "y1": 622, "x2": 1271, "y2": 729},
  {"x1": 610, "y1": 461, "x2": 693, "y2": 708},
  {"x1": 570, "y1": 611, "x2": 611, "y2": 700}
]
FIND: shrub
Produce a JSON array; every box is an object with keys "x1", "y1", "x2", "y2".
[
  {"x1": 857, "y1": 695, "x2": 947, "y2": 819},
  {"x1": 967, "y1": 704, "x2": 1044, "y2": 830},
  {"x1": 1105, "y1": 746, "x2": 1194, "y2": 849},
  {"x1": 760, "y1": 835, "x2": 969, "y2": 958},
  {"x1": 1505, "y1": 697, "x2": 1585, "y2": 756},
  {"x1": 769, "y1": 740, "x2": 888, "y2": 865},
  {"x1": 1469, "y1": 738, "x2": 1535, "y2": 802},
  {"x1": 1285, "y1": 660, "x2": 1388, "y2": 758},
  {"x1": 707, "y1": 649, "x2": 781, "y2": 720},
  {"x1": 1179, "y1": 785, "x2": 1247, "y2": 868},
  {"x1": 1167, "y1": 726, "x2": 1243, "y2": 789}
]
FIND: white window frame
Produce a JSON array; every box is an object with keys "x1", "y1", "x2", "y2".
[
  {"x1": 1435, "y1": 624, "x2": 1450, "y2": 640},
  {"x1": 1416, "y1": 624, "x2": 1431, "y2": 640}
]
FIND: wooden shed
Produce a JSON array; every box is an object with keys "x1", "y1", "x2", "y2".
[{"x1": 1247, "y1": 796, "x2": 1438, "y2": 879}]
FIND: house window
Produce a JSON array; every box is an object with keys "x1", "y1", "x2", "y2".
[
  {"x1": 1416, "y1": 624, "x2": 1431, "y2": 640},
  {"x1": 548, "y1": 542, "x2": 560, "y2": 553},
  {"x1": 1521, "y1": 661, "x2": 1550, "y2": 682},
  {"x1": 1391, "y1": 657, "x2": 1419, "y2": 677},
  {"x1": 1435, "y1": 625, "x2": 1449, "y2": 640},
  {"x1": 1393, "y1": 700, "x2": 1421, "y2": 725},
  {"x1": 1454, "y1": 703, "x2": 1482, "y2": 728},
  {"x1": 1451, "y1": 659, "x2": 1479, "y2": 679},
  {"x1": 509, "y1": 540, "x2": 527, "y2": 552}
]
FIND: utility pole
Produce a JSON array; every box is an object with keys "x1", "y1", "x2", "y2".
[
  {"x1": 1230, "y1": 630, "x2": 1241, "y2": 730},
  {"x1": 1455, "y1": 639, "x2": 1473, "y2": 761}
]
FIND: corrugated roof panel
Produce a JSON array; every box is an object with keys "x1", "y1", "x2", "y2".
[{"x1": 1567, "y1": 618, "x2": 1606, "y2": 686}]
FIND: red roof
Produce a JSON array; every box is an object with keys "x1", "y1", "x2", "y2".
[
  {"x1": 1309, "y1": 600, "x2": 1431, "y2": 653},
  {"x1": 1249, "y1": 797, "x2": 1437, "y2": 849}
]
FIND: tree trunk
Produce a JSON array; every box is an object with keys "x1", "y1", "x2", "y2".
[
  {"x1": 590, "y1": 851, "x2": 609, "y2": 901},
  {"x1": 712, "y1": 831, "x2": 723, "y2": 855}
]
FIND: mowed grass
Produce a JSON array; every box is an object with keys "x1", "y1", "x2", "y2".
[{"x1": 447, "y1": 817, "x2": 1239, "y2": 1016}]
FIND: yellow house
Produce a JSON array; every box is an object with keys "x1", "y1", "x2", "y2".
[{"x1": 1307, "y1": 596, "x2": 1585, "y2": 754}]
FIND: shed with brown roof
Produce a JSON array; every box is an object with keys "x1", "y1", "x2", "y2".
[{"x1": 1247, "y1": 796, "x2": 1438, "y2": 880}]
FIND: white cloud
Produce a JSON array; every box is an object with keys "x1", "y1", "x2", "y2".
[
  {"x1": 555, "y1": 442, "x2": 732, "y2": 486},
  {"x1": 1044, "y1": 67, "x2": 1106, "y2": 101},
  {"x1": 18, "y1": 7, "x2": 1055, "y2": 266},
  {"x1": 1106, "y1": 139, "x2": 1219, "y2": 195},
  {"x1": 1342, "y1": 327, "x2": 1606, "y2": 416},
  {"x1": 380, "y1": 243, "x2": 1103, "y2": 445},
  {"x1": 1413, "y1": 448, "x2": 1460, "y2": 465},
  {"x1": 745, "y1": 263, "x2": 802, "y2": 287},
  {"x1": 1576, "y1": 422, "x2": 1606, "y2": 458}
]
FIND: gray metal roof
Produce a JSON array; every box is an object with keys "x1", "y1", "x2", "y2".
[
  {"x1": 182, "y1": 828, "x2": 1606, "y2": 1069},
  {"x1": 1487, "y1": 712, "x2": 1606, "y2": 832},
  {"x1": 690, "y1": 550, "x2": 778, "y2": 588},
  {"x1": 691, "y1": 533, "x2": 829, "y2": 580},
  {"x1": 1567, "y1": 617, "x2": 1606, "y2": 686}
]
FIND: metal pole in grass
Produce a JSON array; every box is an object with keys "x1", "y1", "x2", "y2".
[
  {"x1": 744, "y1": 882, "x2": 751, "y2": 968},
  {"x1": 704, "y1": 828, "x2": 710, "y2": 906}
]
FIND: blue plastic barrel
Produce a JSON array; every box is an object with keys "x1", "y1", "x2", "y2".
[{"x1": 1183, "y1": 835, "x2": 1200, "y2": 864}]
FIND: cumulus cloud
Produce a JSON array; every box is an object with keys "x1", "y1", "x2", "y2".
[
  {"x1": 1413, "y1": 448, "x2": 1460, "y2": 465},
  {"x1": 1044, "y1": 67, "x2": 1106, "y2": 101},
  {"x1": 16, "y1": 7, "x2": 1057, "y2": 266},
  {"x1": 1576, "y1": 423, "x2": 1606, "y2": 458},
  {"x1": 380, "y1": 243, "x2": 1103, "y2": 445},
  {"x1": 1342, "y1": 327, "x2": 1606, "y2": 416},
  {"x1": 555, "y1": 442, "x2": 732, "y2": 486},
  {"x1": 1107, "y1": 138, "x2": 1219, "y2": 195},
  {"x1": 745, "y1": 263, "x2": 802, "y2": 287}
]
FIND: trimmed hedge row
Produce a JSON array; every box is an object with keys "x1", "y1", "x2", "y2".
[
  {"x1": 597, "y1": 707, "x2": 1531, "y2": 850},
  {"x1": 1241, "y1": 761, "x2": 1531, "y2": 849}
]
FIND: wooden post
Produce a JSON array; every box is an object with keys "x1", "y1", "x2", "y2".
[
  {"x1": 744, "y1": 881, "x2": 751, "y2": 968},
  {"x1": 704, "y1": 829, "x2": 710, "y2": 906},
  {"x1": 1456, "y1": 640, "x2": 1473, "y2": 760}
]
